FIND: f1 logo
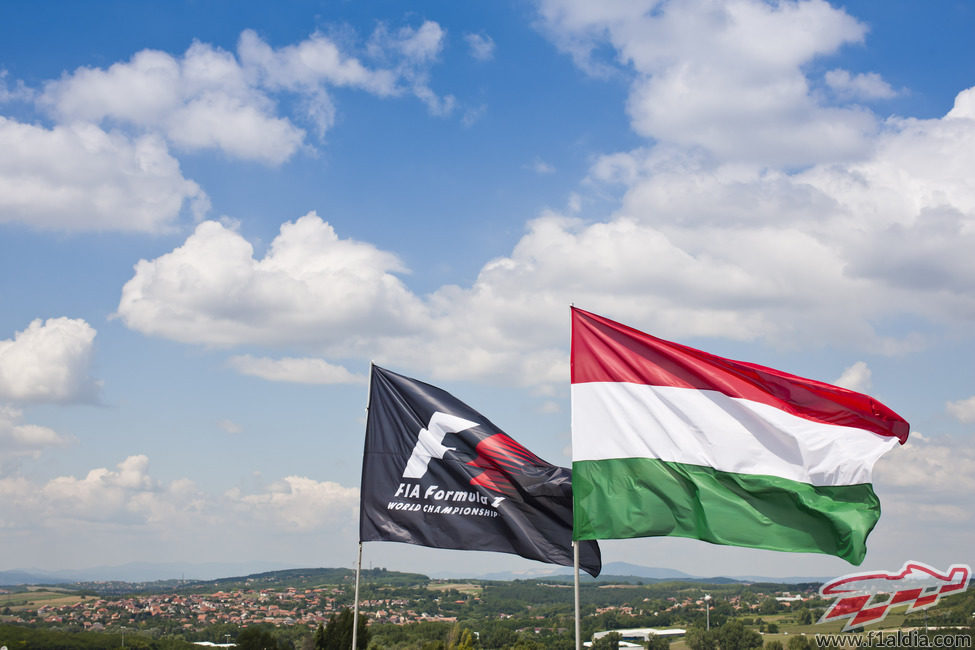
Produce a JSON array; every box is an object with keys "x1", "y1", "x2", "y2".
[
  {"x1": 819, "y1": 561, "x2": 970, "y2": 631},
  {"x1": 401, "y1": 411, "x2": 478, "y2": 479}
]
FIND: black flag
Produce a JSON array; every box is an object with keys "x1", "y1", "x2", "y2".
[{"x1": 359, "y1": 365, "x2": 601, "y2": 577}]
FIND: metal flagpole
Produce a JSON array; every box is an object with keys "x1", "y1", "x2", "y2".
[
  {"x1": 574, "y1": 541, "x2": 581, "y2": 650},
  {"x1": 570, "y1": 306, "x2": 582, "y2": 650},
  {"x1": 351, "y1": 541, "x2": 363, "y2": 650},
  {"x1": 352, "y1": 363, "x2": 374, "y2": 650}
]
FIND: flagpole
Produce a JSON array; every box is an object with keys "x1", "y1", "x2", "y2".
[
  {"x1": 570, "y1": 306, "x2": 582, "y2": 650},
  {"x1": 352, "y1": 363, "x2": 374, "y2": 650},
  {"x1": 574, "y1": 541, "x2": 581, "y2": 650},
  {"x1": 351, "y1": 541, "x2": 363, "y2": 650}
]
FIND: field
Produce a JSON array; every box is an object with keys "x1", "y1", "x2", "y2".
[
  {"x1": 427, "y1": 581, "x2": 483, "y2": 596},
  {"x1": 0, "y1": 588, "x2": 84, "y2": 611}
]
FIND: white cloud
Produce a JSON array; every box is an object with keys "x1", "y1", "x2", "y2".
[
  {"x1": 0, "y1": 317, "x2": 99, "y2": 403},
  {"x1": 375, "y1": 21, "x2": 446, "y2": 63},
  {"x1": 368, "y1": 21, "x2": 455, "y2": 116},
  {"x1": 0, "y1": 406, "x2": 73, "y2": 462},
  {"x1": 833, "y1": 361, "x2": 872, "y2": 392},
  {"x1": 461, "y1": 103, "x2": 487, "y2": 127},
  {"x1": 536, "y1": 0, "x2": 877, "y2": 166},
  {"x1": 0, "y1": 455, "x2": 357, "y2": 536},
  {"x1": 825, "y1": 69, "x2": 897, "y2": 100},
  {"x1": 40, "y1": 44, "x2": 305, "y2": 165},
  {"x1": 530, "y1": 158, "x2": 556, "y2": 174},
  {"x1": 228, "y1": 355, "x2": 364, "y2": 385},
  {"x1": 946, "y1": 87, "x2": 975, "y2": 120},
  {"x1": 236, "y1": 29, "x2": 397, "y2": 137},
  {"x1": 107, "y1": 6, "x2": 975, "y2": 388},
  {"x1": 115, "y1": 80, "x2": 975, "y2": 386},
  {"x1": 946, "y1": 396, "x2": 975, "y2": 423},
  {"x1": 0, "y1": 118, "x2": 208, "y2": 231},
  {"x1": 31, "y1": 455, "x2": 166, "y2": 525},
  {"x1": 465, "y1": 33, "x2": 496, "y2": 61},
  {"x1": 226, "y1": 476, "x2": 359, "y2": 530},
  {"x1": 874, "y1": 435, "x2": 975, "y2": 495},
  {"x1": 237, "y1": 29, "x2": 397, "y2": 95},
  {"x1": 38, "y1": 24, "x2": 453, "y2": 165},
  {"x1": 116, "y1": 212, "x2": 428, "y2": 347},
  {"x1": 0, "y1": 70, "x2": 33, "y2": 103},
  {"x1": 378, "y1": 78, "x2": 975, "y2": 372},
  {"x1": 538, "y1": 400, "x2": 561, "y2": 414}
]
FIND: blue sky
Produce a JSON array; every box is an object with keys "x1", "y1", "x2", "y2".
[{"x1": 1, "y1": 0, "x2": 973, "y2": 581}]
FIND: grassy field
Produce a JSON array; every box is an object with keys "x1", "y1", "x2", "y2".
[
  {"x1": 0, "y1": 589, "x2": 85, "y2": 611},
  {"x1": 427, "y1": 582, "x2": 483, "y2": 596}
]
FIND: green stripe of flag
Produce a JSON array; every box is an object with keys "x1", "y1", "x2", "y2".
[{"x1": 572, "y1": 457, "x2": 881, "y2": 564}]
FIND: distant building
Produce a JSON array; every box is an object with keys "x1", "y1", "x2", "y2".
[
  {"x1": 775, "y1": 593, "x2": 804, "y2": 602},
  {"x1": 587, "y1": 627, "x2": 687, "y2": 647}
]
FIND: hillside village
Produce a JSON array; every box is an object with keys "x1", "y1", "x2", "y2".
[
  {"x1": 0, "y1": 569, "x2": 818, "y2": 635},
  {"x1": 2, "y1": 568, "x2": 972, "y2": 648}
]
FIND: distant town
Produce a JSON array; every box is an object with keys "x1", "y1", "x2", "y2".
[{"x1": 1, "y1": 567, "x2": 972, "y2": 649}]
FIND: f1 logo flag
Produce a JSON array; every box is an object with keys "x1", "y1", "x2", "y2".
[{"x1": 359, "y1": 365, "x2": 602, "y2": 577}]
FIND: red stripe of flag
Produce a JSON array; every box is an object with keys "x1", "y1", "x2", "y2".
[{"x1": 571, "y1": 307, "x2": 908, "y2": 443}]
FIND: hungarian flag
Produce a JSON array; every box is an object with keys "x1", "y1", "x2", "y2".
[
  {"x1": 360, "y1": 365, "x2": 601, "y2": 577},
  {"x1": 570, "y1": 308, "x2": 909, "y2": 565}
]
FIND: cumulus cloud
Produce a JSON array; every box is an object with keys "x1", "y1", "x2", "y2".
[
  {"x1": 115, "y1": 80, "x2": 975, "y2": 387},
  {"x1": 0, "y1": 70, "x2": 33, "y2": 103},
  {"x1": 228, "y1": 355, "x2": 363, "y2": 385},
  {"x1": 372, "y1": 20, "x2": 446, "y2": 64},
  {"x1": 867, "y1": 432, "x2": 975, "y2": 558},
  {"x1": 946, "y1": 396, "x2": 975, "y2": 423},
  {"x1": 40, "y1": 455, "x2": 157, "y2": 524},
  {"x1": 0, "y1": 317, "x2": 99, "y2": 403},
  {"x1": 110, "y1": 4, "x2": 975, "y2": 388},
  {"x1": 116, "y1": 212, "x2": 427, "y2": 347},
  {"x1": 825, "y1": 69, "x2": 897, "y2": 100},
  {"x1": 2, "y1": 22, "x2": 453, "y2": 231},
  {"x1": 226, "y1": 476, "x2": 359, "y2": 530},
  {"x1": 833, "y1": 361, "x2": 872, "y2": 392},
  {"x1": 38, "y1": 25, "x2": 452, "y2": 164},
  {"x1": 571, "y1": 85, "x2": 975, "y2": 345},
  {"x1": 40, "y1": 43, "x2": 306, "y2": 165},
  {"x1": 0, "y1": 118, "x2": 208, "y2": 231},
  {"x1": 236, "y1": 28, "x2": 397, "y2": 137},
  {"x1": 946, "y1": 87, "x2": 975, "y2": 120},
  {"x1": 465, "y1": 33, "x2": 496, "y2": 61},
  {"x1": 368, "y1": 21, "x2": 455, "y2": 116},
  {"x1": 238, "y1": 29, "x2": 397, "y2": 95},
  {"x1": 536, "y1": 0, "x2": 880, "y2": 166},
  {"x1": 0, "y1": 455, "x2": 358, "y2": 536},
  {"x1": 874, "y1": 434, "x2": 975, "y2": 495},
  {"x1": 1, "y1": 455, "x2": 204, "y2": 532},
  {"x1": 0, "y1": 406, "x2": 73, "y2": 464}
]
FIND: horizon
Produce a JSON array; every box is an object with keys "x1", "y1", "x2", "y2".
[{"x1": 0, "y1": 559, "x2": 827, "y2": 586}]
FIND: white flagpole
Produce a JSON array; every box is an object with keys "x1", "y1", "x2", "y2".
[
  {"x1": 569, "y1": 306, "x2": 582, "y2": 650},
  {"x1": 351, "y1": 541, "x2": 363, "y2": 650},
  {"x1": 352, "y1": 363, "x2": 374, "y2": 650},
  {"x1": 574, "y1": 541, "x2": 581, "y2": 650}
]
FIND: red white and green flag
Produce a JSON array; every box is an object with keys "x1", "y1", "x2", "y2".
[{"x1": 570, "y1": 308, "x2": 909, "y2": 565}]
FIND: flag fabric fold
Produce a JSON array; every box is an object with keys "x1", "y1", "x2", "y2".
[
  {"x1": 360, "y1": 365, "x2": 601, "y2": 577},
  {"x1": 570, "y1": 307, "x2": 909, "y2": 565}
]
